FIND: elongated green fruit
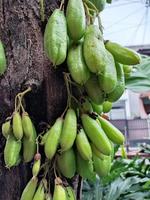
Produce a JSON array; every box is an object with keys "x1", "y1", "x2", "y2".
[
  {"x1": 91, "y1": 101, "x2": 103, "y2": 114},
  {"x1": 23, "y1": 124, "x2": 37, "y2": 162},
  {"x1": 66, "y1": 0, "x2": 86, "y2": 41},
  {"x1": 102, "y1": 101, "x2": 112, "y2": 113},
  {"x1": 105, "y1": 41, "x2": 141, "y2": 65},
  {"x1": 57, "y1": 148, "x2": 76, "y2": 178},
  {"x1": 44, "y1": 117, "x2": 63, "y2": 159},
  {"x1": 81, "y1": 114, "x2": 111, "y2": 155},
  {"x1": 84, "y1": 25, "x2": 108, "y2": 74},
  {"x1": 98, "y1": 50, "x2": 117, "y2": 93},
  {"x1": 33, "y1": 181, "x2": 45, "y2": 200},
  {"x1": 53, "y1": 178, "x2": 67, "y2": 200},
  {"x1": 91, "y1": 143, "x2": 105, "y2": 160},
  {"x1": 2, "y1": 120, "x2": 11, "y2": 139},
  {"x1": 65, "y1": 186, "x2": 76, "y2": 200},
  {"x1": 89, "y1": 0, "x2": 106, "y2": 12},
  {"x1": 22, "y1": 112, "x2": 34, "y2": 139},
  {"x1": 77, "y1": 152, "x2": 96, "y2": 181},
  {"x1": 93, "y1": 153, "x2": 111, "y2": 177},
  {"x1": 107, "y1": 62, "x2": 125, "y2": 102},
  {"x1": 60, "y1": 109, "x2": 77, "y2": 152},
  {"x1": 32, "y1": 153, "x2": 41, "y2": 177},
  {"x1": 99, "y1": 116, "x2": 125, "y2": 144},
  {"x1": 85, "y1": 75, "x2": 104, "y2": 105},
  {"x1": 44, "y1": 9, "x2": 67, "y2": 65},
  {"x1": 20, "y1": 177, "x2": 38, "y2": 200},
  {"x1": 76, "y1": 128, "x2": 92, "y2": 160},
  {"x1": 4, "y1": 134, "x2": 21, "y2": 168},
  {"x1": 13, "y1": 111, "x2": 23, "y2": 140},
  {"x1": 0, "y1": 40, "x2": 7, "y2": 75},
  {"x1": 67, "y1": 43, "x2": 90, "y2": 85}
]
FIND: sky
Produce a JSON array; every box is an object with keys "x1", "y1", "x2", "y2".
[{"x1": 99, "y1": 0, "x2": 150, "y2": 46}]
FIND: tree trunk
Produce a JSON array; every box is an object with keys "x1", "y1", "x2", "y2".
[{"x1": 0, "y1": 0, "x2": 82, "y2": 199}]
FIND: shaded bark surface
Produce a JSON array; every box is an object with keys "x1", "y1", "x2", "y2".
[{"x1": 0, "y1": 0, "x2": 69, "y2": 199}]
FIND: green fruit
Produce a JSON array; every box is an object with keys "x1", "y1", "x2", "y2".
[
  {"x1": 2, "y1": 120, "x2": 11, "y2": 139},
  {"x1": 84, "y1": 25, "x2": 108, "y2": 74},
  {"x1": 98, "y1": 50, "x2": 117, "y2": 93},
  {"x1": 107, "y1": 62, "x2": 125, "y2": 102},
  {"x1": 67, "y1": 43, "x2": 90, "y2": 85},
  {"x1": 44, "y1": 117, "x2": 63, "y2": 160},
  {"x1": 53, "y1": 178, "x2": 67, "y2": 200},
  {"x1": 57, "y1": 148, "x2": 76, "y2": 178},
  {"x1": 33, "y1": 181, "x2": 45, "y2": 200},
  {"x1": 22, "y1": 112, "x2": 34, "y2": 139},
  {"x1": 99, "y1": 116, "x2": 125, "y2": 145},
  {"x1": 0, "y1": 40, "x2": 7, "y2": 75},
  {"x1": 40, "y1": 132, "x2": 49, "y2": 145},
  {"x1": 123, "y1": 65, "x2": 133, "y2": 73},
  {"x1": 13, "y1": 111, "x2": 23, "y2": 140},
  {"x1": 23, "y1": 124, "x2": 37, "y2": 163},
  {"x1": 91, "y1": 101, "x2": 103, "y2": 114},
  {"x1": 77, "y1": 152, "x2": 96, "y2": 181},
  {"x1": 91, "y1": 143, "x2": 105, "y2": 160},
  {"x1": 93, "y1": 153, "x2": 111, "y2": 177},
  {"x1": 60, "y1": 109, "x2": 77, "y2": 152},
  {"x1": 65, "y1": 186, "x2": 76, "y2": 200},
  {"x1": 66, "y1": 0, "x2": 86, "y2": 41},
  {"x1": 4, "y1": 134, "x2": 21, "y2": 168},
  {"x1": 81, "y1": 114, "x2": 111, "y2": 155},
  {"x1": 89, "y1": 0, "x2": 106, "y2": 12},
  {"x1": 84, "y1": 25, "x2": 103, "y2": 41},
  {"x1": 76, "y1": 128, "x2": 92, "y2": 160},
  {"x1": 32, "y1": 154, "x2": 41, "y2": 177},
  {"x1": 105, "y1": 41, "x2": 141, "y2": 65},
  {"x1": 102, "y1": 101, "x2": 112, "y2": 113},
  {"x1": 80, "y1": 98, "x2": 93, "y2": 114},
  {"x1": 20, "y1": 177, "x2": 38, "y2": 200},
  {"x1": 44, "y1": 9, "x2": 67, "y2": 65},
  {"x1": 85, "y1": 75, "x2": 104, "y2": 105}
]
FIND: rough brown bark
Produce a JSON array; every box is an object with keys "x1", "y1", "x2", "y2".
[{"x1": 0, "y1": 0, "x2": 68, "y2": 199}]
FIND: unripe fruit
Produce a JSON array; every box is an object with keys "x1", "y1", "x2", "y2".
[
  {"x1": 13, "y1": 111, "x2": 23, "y2": 140},
  {"x1": 22, "y1": 112, "x2": 34, "y2": 139},
  {"x1": 20, "y1": 177, "x2": 38, "y2": 200}
]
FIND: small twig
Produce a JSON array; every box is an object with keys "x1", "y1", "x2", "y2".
[
  {"x1": 59, "y1": 0, "x2": 64, "y2": 10},
  {"x1": 40, "y1": 0, "x2": 45, "y2": 22}
]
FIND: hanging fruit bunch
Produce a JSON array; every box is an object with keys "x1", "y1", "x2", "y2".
[{"x1": 1, "y1": 0, "x2": 142, "y2": 199}]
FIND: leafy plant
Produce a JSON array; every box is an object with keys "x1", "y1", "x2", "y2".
[
  {"x1": 82, "y1": 157, "x2": 150, "y2": 200},
  {"x1": 125, "y1": 57, "x2": 150, "y2": 92}
]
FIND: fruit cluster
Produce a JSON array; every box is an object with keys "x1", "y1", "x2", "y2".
[{"x1": 2, "y1": 88, "x2": 37, "y2": 168}]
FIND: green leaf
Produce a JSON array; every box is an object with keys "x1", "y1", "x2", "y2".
[
  {"x1": 125, "y1": 57, "x2": 150, "y2": 92},
  {"x1": 123, "y1": 191, "x2": 150, "y2": 200}
]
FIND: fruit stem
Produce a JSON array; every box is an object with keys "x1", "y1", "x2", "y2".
[
  {"x1": 59, "y1": 0, "x2": 64, "y2": 10},
  {"x1": 98, "y1": 15, "x2": 103, "y2": 34},
  {"x1": 40, "y1": 0, "x2": 45, "y2": 22},
  {"x1": 64, "y1": 72, "x2": 72, "y2": 108}
]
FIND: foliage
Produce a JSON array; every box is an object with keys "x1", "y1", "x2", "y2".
[
  {"x1": 82, "y1": 156, "x2": 150, "y2": 200},
  {"x1": 125, "y1": 56, "x2": 150, "y2": 92}
]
